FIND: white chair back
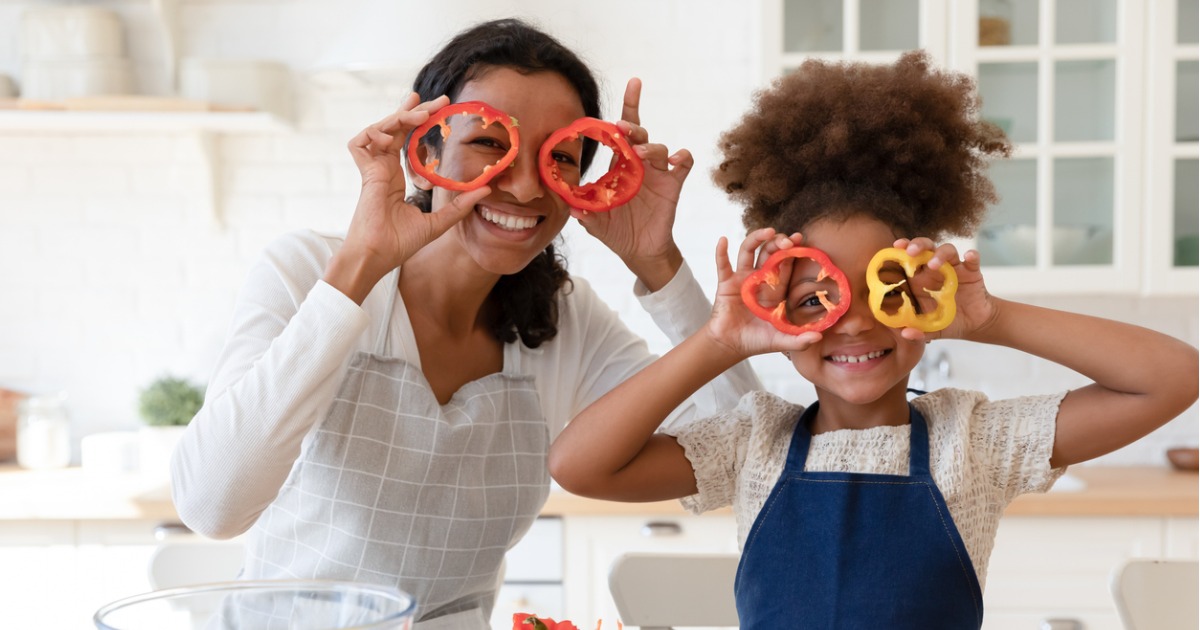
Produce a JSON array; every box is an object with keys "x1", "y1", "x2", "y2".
[
  {"x1": 608, "y1": 552, "x2": 740, "y2": 630},
  {"x1": 1110, "y1": 558, "x2": 1199, "y2": 630},
  {"x1": 147, "y1": 524, "x2": 246, "y2": 590}
]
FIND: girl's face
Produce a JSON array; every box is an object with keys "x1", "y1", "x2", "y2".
[
  {"x1": 427, "y1": 66, "x2": 585, "y2": 276},
  {"x1": 786, "y1": 213, "x2": 925, "y2": 407}
]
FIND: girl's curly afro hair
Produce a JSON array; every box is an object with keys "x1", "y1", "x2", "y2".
[{"x1": 713, "y1": 50, "x2": 1012, "y2": 240}]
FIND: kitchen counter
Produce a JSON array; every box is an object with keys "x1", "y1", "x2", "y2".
[{"x1": 0, "y1": 464, "x2": 1194, "y2": 521}]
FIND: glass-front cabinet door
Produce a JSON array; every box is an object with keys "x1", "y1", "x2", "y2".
[
  {"x1": 765, "y1": 0, "x2": 949, "y2": 74},
  {"x1": 762, "y1": 0, "x2": 1194, "y2": 295},
  {"x1": 1144, "y1": 0, "x2": 1199, "y2": 293},
  {"x1": 955, "y1": 0, "x2": 1145, "y2": 293}
]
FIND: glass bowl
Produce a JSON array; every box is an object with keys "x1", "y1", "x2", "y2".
[{"x1": 93, "y1": 580, "x2": 416, "y2": 630}]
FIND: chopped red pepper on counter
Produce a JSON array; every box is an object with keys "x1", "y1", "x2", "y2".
[
  {"x1": 740, "y1": 246, "x2": 851, "y2": 335},
  {"x1": 513, "y1": 613, "x2": 579, "y2": 630},
  {"x1": 406, "y1": 100, "x2": 520, "y2": 191},
  {"x1": 866, "y1": 247, "x2": 958, "y2": 332},
  {"x1": 537, "y1": 117, "x2": 644, "y2": 212}
]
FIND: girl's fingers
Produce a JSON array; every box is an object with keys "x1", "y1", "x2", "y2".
[
  {"x1": 737, "y1": 228, "x2": 776, "y2": 271},
  {"x1": 930, "y1": 242, "x2": 961, "y2": 269},
  {"x1": 715, "y1": 236, "x2": 733, "y2": 281}
]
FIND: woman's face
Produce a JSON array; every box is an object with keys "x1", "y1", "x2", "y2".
[
  {"x1": 426, "y1": 66, "x2": 585, "y2": 276},
  {"x1": 786, "y1": 213, "x2": 926, "y2": 406}
]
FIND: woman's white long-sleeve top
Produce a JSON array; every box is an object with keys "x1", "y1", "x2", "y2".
[{"x1": 171, "y1": 229, "x2": 761, "y2": 539}]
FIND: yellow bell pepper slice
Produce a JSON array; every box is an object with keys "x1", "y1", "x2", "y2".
[{"x1": 866, "y1": 247, "x2": 957, "y2": 332}]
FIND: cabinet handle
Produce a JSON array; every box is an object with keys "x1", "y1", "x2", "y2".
[
  {"x1": 1039, "y1": 619, "x2": 1083, "y2": 630},
  {"x1": 640, "y1": 521, "x2": 683, "y2": 537}
]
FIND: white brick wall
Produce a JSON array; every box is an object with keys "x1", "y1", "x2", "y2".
[{"x1": 0, "y1": 0, "x2": 1194, "y2": 467}]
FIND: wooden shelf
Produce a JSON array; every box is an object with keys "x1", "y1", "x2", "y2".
[{"x1": 0, "y1": 109, "x2": 290, "y2": 134}]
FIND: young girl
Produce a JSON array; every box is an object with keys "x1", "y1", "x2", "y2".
[
  {"x1": 548, "y1": 51, "x2": 1200, "y2": 628},
  {"x1": 171, "y1": 18, "x2": 758, "y2": 629}
]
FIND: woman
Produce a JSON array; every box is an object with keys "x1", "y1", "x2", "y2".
[{"x1": 170, "y1": 17, "x2": 759, "y2": 629}]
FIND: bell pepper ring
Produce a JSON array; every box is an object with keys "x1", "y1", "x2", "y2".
[
  {"x1": 866, "y1": 247, "x2": 958, "y2": 332},
  {"x1": 740, "y1": 246, "x2": 851, "y2": 335},
  {"x1": 512, "y1": 613, "x2": 580, "y2": 630},
  {"x1": 538, "y1": 117, "x2": 645, "y2": 212},
  {"x1": 406, "y1": 101, "x2": 520, "y2": 192}
]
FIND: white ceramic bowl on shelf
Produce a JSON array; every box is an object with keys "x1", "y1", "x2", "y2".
[{"x1": 977, "y1": 224, "x2": 1113, "y2": 266}]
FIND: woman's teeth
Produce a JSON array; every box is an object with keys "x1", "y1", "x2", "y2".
[
  {"x1": 830, "y1": 350, "x2": 886, "y2": 364},
  {"x1": 480, "y1": 207, "x2": 537, "y2": 231}
]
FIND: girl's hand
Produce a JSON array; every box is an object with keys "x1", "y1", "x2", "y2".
[
  {"x1": 571, "y1": 78, "x2": 688, "y2": 291},
  {"x1": 707, "y1": 229, "x2": 823, "y2": 357},
  {"x1": 327, "y1": 93, "x2": 491, "y2": 303},
  {"x1": 890, "y1": 237, "x2": 998, "y2": 342}
]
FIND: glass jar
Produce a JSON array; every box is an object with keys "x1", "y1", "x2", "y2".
[
  {"x1": 979, "y1": 0, "x2": 1013, "y2": 46},
  {"x1": 17, "y1": 393, "x2": 70, "y2": 469}
]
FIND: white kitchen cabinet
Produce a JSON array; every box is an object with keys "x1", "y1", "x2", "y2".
[
  {"x1": 0, "y1": 520, "x2": 79, "y2": 630},
  {"x1": 763, "y1": 0, "x2": 1198, "y2": 295},
  {"x1": 982, "y1": 515, "x2": 1200, "y2": 630},
  {"x1": 561, "y1": 514, "x2": 738, "y2": 627}
]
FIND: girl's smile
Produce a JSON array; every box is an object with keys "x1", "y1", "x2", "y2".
[{"x1": 787, "y1": 213, "x2": 925, "y2": 414}]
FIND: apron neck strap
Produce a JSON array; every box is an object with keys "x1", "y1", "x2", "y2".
[
  {"x1": 783, "y1": 402, "x2": 933, "y2": 479},
  {"x1": 373, "y1": 268, "x2": 401, "y2": 355}
]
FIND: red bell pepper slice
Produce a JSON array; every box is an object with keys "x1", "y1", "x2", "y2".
[
  {"x1": 406, "y1": 101, "x2": 520, "y2": 191},
  {"x1": 740, "y1": 246, "x2": 851, "y2": 335},
  {"x1": 537, "y1": 117, "x2": 644, "y2": 212},
  {"x1": 513, "y1": 613, "x2": 580, "y2": 630}
]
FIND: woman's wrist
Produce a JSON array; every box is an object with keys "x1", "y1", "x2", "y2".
[
  {"x1": 626, "y1": 245, "x2": 684, "y2": 293},
  {"x1": 323, "y1": 249, "x2": 390, "y2": 305}
]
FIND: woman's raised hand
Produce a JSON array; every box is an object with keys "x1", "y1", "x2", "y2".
[
  {"x1": 571, "y1": 78, "x2": 689, "y2": 291},
  {"x1": 707, "y1": 229, "x2": 823, "y2": 358},
  {"x1": 326, "y1": 94, "x2": 491, "y2": 304}
]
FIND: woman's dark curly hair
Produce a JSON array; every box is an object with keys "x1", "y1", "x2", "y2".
[
  {"x1": 713, "y1": 50, "x2": 1011, "y2": 240},
  {"x1": 408, "y1": 18, "x2": 601, "y2": 348}
]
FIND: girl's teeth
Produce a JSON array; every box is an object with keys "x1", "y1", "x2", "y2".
[
  {"x1": 480, "y1": 207, "x2": 536, "y2": 231},
  {"x1": 832, "y1": 350, "x2": 885, "y2": 364}
]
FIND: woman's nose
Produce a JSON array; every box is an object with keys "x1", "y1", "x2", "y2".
[{"x1": 495, "y1": 151, "x2": 544, "y2": 202}]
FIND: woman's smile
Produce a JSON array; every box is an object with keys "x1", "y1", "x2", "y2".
[{"x1": 477, "y1": 203, "x2": 543, "y2": 234}]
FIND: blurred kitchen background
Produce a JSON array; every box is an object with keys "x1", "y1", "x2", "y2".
[
  {"x1": 0, "y1": 0, "x2": 1194, "y2": 467},
  {"x1": 0, "y1": 0, "x2": 1196, "y2": 628}
]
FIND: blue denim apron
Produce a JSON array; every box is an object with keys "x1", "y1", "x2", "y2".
[{"x1": 734, "y1": 402, "x2": 983, "y2": 629}]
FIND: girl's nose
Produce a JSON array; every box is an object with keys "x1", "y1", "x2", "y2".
[
  {"x1": 495, "y1": 151, "x2": 544, "y2": 203},
  {"x1": 830, "y1": 289, "x2": 877, "y2": 336}
]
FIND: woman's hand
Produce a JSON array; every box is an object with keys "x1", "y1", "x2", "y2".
[
  {"x1": 707, "y1": 228, "x2": 823, "y2": 357},
  {"x1": 571, "y1": 78, "x2": 689, "y2": 291},
  {"x1": 325, "y1": 93, "x2": 491, "y2": 304},
  {"x1": 890, "y1": 237, "x2": 998, "y2": 342}
]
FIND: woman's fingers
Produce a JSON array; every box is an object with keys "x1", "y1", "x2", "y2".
[
  {"x1": 621, "y1": 78, "x2": 642, "y2": 126},
  {"x1": 428, "y1": 186, "x2": 490, "y2": 235},
  {"x1": 666, "y1": 149, "x2": 694, "y2": 185}
]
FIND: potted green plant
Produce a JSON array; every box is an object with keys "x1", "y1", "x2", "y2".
[{"x1": 137, "y1": 376, "x2": 204, "y2": 485}]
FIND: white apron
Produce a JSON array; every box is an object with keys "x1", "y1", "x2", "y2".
[{"x1": 242, "y1": 270, "x2": 552, "y2": 629}]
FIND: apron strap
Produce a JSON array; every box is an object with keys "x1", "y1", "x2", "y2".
[
  {"x1": 907, "y1": 403, "x2": 932, "y2": 478},
  {"x1": 782, "y1": 401, "x2": 934, "y2": 480},
  {"x1": 373, "y1": 268, "x2": 401, "y2": 355}
]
